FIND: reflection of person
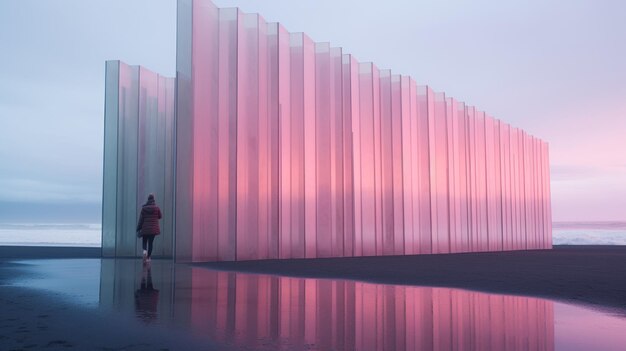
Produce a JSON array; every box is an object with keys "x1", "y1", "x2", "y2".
[
  {"x1": 134, "y1": 265, "x2": 159, "y2": 324},
  {"x1": 136, "y1": 193, "x2": 162, "y2": 263}
]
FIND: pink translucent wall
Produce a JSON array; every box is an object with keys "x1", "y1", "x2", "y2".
[
  {"x1": 104, "y1": 0, "x2": 551, "y2": 261},
  {"x1": 170, "y1": 0, "x2": 552, "y2": 262}
]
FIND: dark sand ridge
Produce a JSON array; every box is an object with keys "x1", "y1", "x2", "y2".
[{"x1": 198, "y1": 245, "x2": 626, "y2": 315}]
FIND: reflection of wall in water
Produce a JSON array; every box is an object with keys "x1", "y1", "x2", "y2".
[
  {"x1": 100, "y1": 262, "x2": 554, "y2": 351},
  {"x1": 183, "y1": 269, "x2": 555, "y2": 351},
  {"x1": 99, "y1": 259, "x2": 176, "y2": 325}
]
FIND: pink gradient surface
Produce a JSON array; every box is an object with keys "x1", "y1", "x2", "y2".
[{"x1": 172, "y1": 0, "x2": 552, "y2": 261}]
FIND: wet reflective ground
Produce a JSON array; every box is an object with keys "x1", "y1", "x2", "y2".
[{"x1": 6, "y1": 259, "x2": 626, "y2": 351}]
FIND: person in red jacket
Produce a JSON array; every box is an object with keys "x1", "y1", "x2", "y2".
[{"x1": 136, "y1": 193, "x2": 162, "y2": 263}]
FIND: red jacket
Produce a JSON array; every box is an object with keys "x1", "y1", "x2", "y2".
[{"x1": 137, "y1": 204, "x2": 162, "y2": 236}]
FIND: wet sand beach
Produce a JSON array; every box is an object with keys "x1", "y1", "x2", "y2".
[{"x1": 2, "y1": 245, "x2": 626, "y2": 350}]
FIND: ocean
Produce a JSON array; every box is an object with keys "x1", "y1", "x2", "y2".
[
  {"x1": 0, "y1": 222, "x2": 625, "y2": 247},
  {"x1": 0, "y1": 223, "x2": 101, "y2": 247}
]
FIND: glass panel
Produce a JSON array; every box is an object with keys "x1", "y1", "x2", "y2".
[
  {"x1": 379, "y1": 70, "x2": 395, "y2": 255},
  {"x1": 102, "y1": 60, "x2": 119, "y2": 257},
  {"x1": 276, "y1": 24, "x2": 292, "y2": 259},
  {"x1": 191, "y1": 0, "x2": 220, "y2": 261},
  {"x1": 174, "y1": 0, "x2": 194, "y2": 262},
  {"x1": 257, "y1": 15, "x2": 270, "y2": 259},
  {"x1": 474, "y1": 111, "x2": 487, "y2": 251},
  {"x1": 415, "y1": 85, "x2": 432, "y2": 254},
  {"x1": 391, "y1": 75, "x2": 404, "y2": 255},
  {"x1": 342, "y1": 54, "x2": 359, "y2": 257},
  {"x1": 116, "y1": 62, "x2": 139, "y2": 257},
  {"x1": 315, "y1": 42, "x2": 332, "y2": 257},
  {"x1": 289, "y1": 32, "x2": 306, "y2": 258},
  {"x1": 236, "y1": 12, "x2": 261, "y2": 260},
  {"x1": 330, "y1": 47, "x2": 344, "y2": 257},
  {"x1": 431, "y1": 92, "x2": 449, "y2": 254},
  {"x1": 303, "y1": 34, "x2": 317, "y2": 258},
  {"x1": 400, "y1": 77, "x2": 414, "y2": 255},
  {"x1": 217, "y1": 7, "x2": 238, "y2": 261},
  {"x1": 358, "y1": 63, "x2": 377, "y2": 256},
  {"x1": 484, "y1": 115, "x2": 497, "y2": 251},
  {"x1": 267, "y1": 22, "x2": 281, "y2": 259}
]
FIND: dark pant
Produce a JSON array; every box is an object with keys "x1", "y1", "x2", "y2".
[{"x1": 142, "y1": 235, "x2": 156, "y2": 258}]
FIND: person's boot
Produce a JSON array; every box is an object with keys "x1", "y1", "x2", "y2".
[{"x1": 143, "y1": 250, "x2": 147, "y2": 262}]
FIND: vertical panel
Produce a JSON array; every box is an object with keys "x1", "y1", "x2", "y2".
[
  {"x1": 161, "y1": 76, "x2": 176, "y2": 257},
  {"x1": 474, "y1": 111, "x2": 487, "y2": 251},
  {"x1": 466, "y1": 107, "x2": 477, "y2": 251},
  {"x1": 484, "y1": 115, "x2": 497, "y2": 251},
  {"x1": 446, "y1": 98, "x2": 461, "y2": 253},
  {"x1": 456, "y1": 103, "x2": 469, "y2": 252},
  {"x1": 391, "y1": 75, "x2": 405, "y2": 255},
  {"x1": 493, "y1": 119, "x2": 503, "y2": 251},
  {"x1": 358, "y1": 63, "x2": 377, "y2": 256},
  {"x1": 510, "y1": 128, "x2": 520, "y2": 250},
  {"x1": 267, "y1": 22, "x2": 281, "y2": 259},
  {"x1": 137, "y1": 68, "x2": 158, "y2": 255},
  {"x1": 517, "y1": 129, "x2": 527, "y2": 249},
  {"x1": 217, "y1": 7, "x2": 238, "y2": 261},
  {"x1": 415, "y1": 85, "x2": 432, "y2": 254},
  {"x1": 379, "y1": 70, "x2": 395, "y2": 255},
  {"x1": 116, "y1": 62, "x2": 139, "y2": 257},
  {"x1": 372, "y1": 66, "x2": 383, "y2": 256},
  {"x1": 500, "y1": 123, "x2": 512, "y2": 250},
  {"x1": 330, "y1": 47, "x2": 345, "y2": 257},
  {"x1": 175, "y1": 0, "x2": 194, "y2": 261},
  {"x1": 400, "y1": 77, "x2": 414, "y2": 255},
  {"x1": 431, "y1": 92, "x2": 449, "y2": 254},
  {"x1": 257, "y1": 15, "x2": 270, "y2": 259},
  {"x1": 102, "y1": 60, "x2": 120, "y2": 257},
  {"x1": 191, "y1": 0, "x2": 219, "y2": 261},
  {"x1": 237, "y1": 12, "x2": 261, "y2": 260},
  {"x1": 315, "y1": 42, "x2": 332, "y2": 257},
  {"x1": 276, "y1": 24, "x2": 292, "y2": 259},
  {"x1": 303, "y1": 34, "x2": 317, "y2": 258},
  {"x1": 289, "y1": 33, "x2": 306, "y2": 258},
  {"x1": 350, "y1": 56, "x2": 363, "y2": 256},
  {"x1": 342, "y1": 54, "x2": 358, "y2": 257}
]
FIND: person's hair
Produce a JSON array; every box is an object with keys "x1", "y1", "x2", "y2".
[{"x1": 146, "y1": 193, "x2": 155, "y2": 205}]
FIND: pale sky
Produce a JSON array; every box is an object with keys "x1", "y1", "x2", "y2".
[{"x1": 0, "y1": 0, "x2": 625, "y2": 222}]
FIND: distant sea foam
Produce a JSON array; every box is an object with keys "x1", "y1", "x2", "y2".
[
  {"x1": 0, "y1": 221, "x2": 625, "y2": 247},
  {"x1": 552, "y1": 221, "x2": 626, "y2": 245},
  {"x1": 0, "y1": 223, "x2": 101, "y2": 247}
]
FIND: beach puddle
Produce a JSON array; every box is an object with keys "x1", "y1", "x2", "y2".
[{"x1": 6, "y1": 258, "x2": 626, "y2": 351}]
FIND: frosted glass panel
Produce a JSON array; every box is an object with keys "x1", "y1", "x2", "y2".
[{"x1": 102, "y1": 61, "x2": 175, "y2": 258}]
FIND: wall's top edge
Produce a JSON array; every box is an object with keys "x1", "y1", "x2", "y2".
[
  {"x1": 110, "y1": 60, "x2": 174, "y2": 80},
  {"x1": 202, "y1": 0, "x2": 545, "y2": 142}
]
